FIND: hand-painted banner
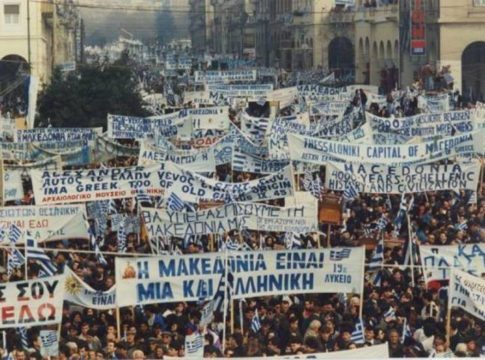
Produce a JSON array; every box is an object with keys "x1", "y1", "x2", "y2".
[
  {"x1": 297, "y1": 85, "x2": 349, "y2": 97},
  {"x1": 420, "y1": 244, "x2": 485, "y2": 282},
  {"x1": 449, "y1": 269, "x2": 485, "y2": 320},
  {"x1": 288, "y1": 131, "x2": 484, "y2": 165},
  {"x1": 31, "y1": 143, "x2": 91, "y2": 167},
  {"x1": 208, "y1": 84, "x2": 274, "y2": 98},
  {"x1": 141, "y1": 201, "x2": 317, "y2": 238},
  {"x1": 325, "y1": 160, "x2": 480, "y2": 194},
  {"x1": 310, "y1": 101, "x2": 348, "y2": 116},
  {"x1": 107, "y1": 113, "x2": 186, "y2": 139},
  {"x1": 267, "y1": 87, "x2": 298, "y2": 109},
  {"x1": 0, "y1": 204, "x2": 88, "y2": 242},
  {"x1": 4, "y1": 156, "x2": 62, "y2": 203},
  {"x1": 15, "y1": 128, "x2": 101, "y2": 143},
  {"x1": 164, "y1": 343, "x2": 390, "y2": 359},
  {"x1": 240, "y1": 112, "x2": 270, "y2": 144},
  {"x1": 138, "y1": 141, "x2": 216, "y2": 173},
  {"x1": 94, "y1": 134, "x2": 140, "y2": 161},
  {"x1": 368, "y1": 110, "x2": 472, "y2": 132},
  {"x1": 194, "y1": 70, "x2": 257, "y2": 83},
  {"x1": 183, "y1": 91, "x2": 216, "y2": 106},
  {"x1": 232, "y1": 150, "x2": 289, "y2": 174},
  {"x1": 0, "y1": 275, "x2": 65, "y2": 328},
  {"x1": 64, "y1": 267, "x2": 116, "y2": 310},
  {"x1": 187, "y1": 107, "x2": 229, "y2": 130},
  {"x1": 30, "y1": 165, "x2": 164, "y2": 205},
  {"x1": 115, "y1": 247, "x2": 364, "y2": 306},
  {"x1": 163, "y1": 163, "x2": 294, "y2": 203}
]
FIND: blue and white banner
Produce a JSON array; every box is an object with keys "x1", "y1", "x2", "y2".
[
  {"x1": 232, "y1": 150, "x2": 289, "y2": 174},
  {"x1": 187, "y1": 106, "x2": 230, "y2": 130},
  {"x1": 0, "y1": 204, "x2": 88, "y2": 242},
  {"x1": 420, "y1": 244, "x2": 485, "y2": 282},
  {"x1": 94, "y1": 134, "x2": 140, "y2": 161},
  {"x1": 240, "y1": 112, "x2": 270, "y2": 144},
  {"x1": 30, "y1": 165, "x2": 164, "y2": 205},
  {"x1": 138, "y1": 141, "x2": 216, "y2": 173},
  {"x1": 208, "y1": 84, "x2": 274, "y2": 98},
  {"x1": 107, "y1": 112, "x2": 186, "y2": 139},
  {"x1": 163, "y1": 163, "x2": 294, "y2": 203},
  {"x1": 449, "y1": 269, "x2": 485, "y2": 321},
  {"x1": 311, "y1": 101, "x2": 348, "y2": 116},
  {"x1": 0, "y1": 274, "x2": 65, "y2": 328},
  {"x1": 325, "y1": 159, "x2": 480, "y2": 194},
  {"x1": 64, "y1": 267, "x2": 115, "y2": 310},
  {"x1": 40, "y1": 330, "x2": 59, "y2": 357},
  {"x1": 15, "y1": 128, "x2": 102, "y2": 143},
  {"x1": 288, "y1": 131, "x2": 485, "y2": 165},
  {"x1": 267, "y1": 87, "x2": 298, "y2": 109},
  {"x1": 194, "y1": 70, "x2": 257, "y2": 83},
  {"x1": 115, "y1": 247, "x2": 364, "y2": 306},
  {"x1": 183, "y1": 91, "x2": 216, "y2": 106},
  {"x1": 141, "y1": 201, "x2": 317, "y2": 238}
]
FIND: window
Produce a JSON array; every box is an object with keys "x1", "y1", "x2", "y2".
[
  {"x1": 4, "y1": 4, "x2": 20, "y2": 25},
  {"x1": 475, "y1": 0, "x2": 485, "y2": 5}
]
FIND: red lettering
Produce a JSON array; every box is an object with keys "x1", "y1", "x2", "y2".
[{"x1": 1, "y1": 306, "x2": 15, "y2": 325}]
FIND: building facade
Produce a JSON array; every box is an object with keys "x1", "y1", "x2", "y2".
[{"x1": 0, "y1": 0, "x2": 80, "y2": 86}]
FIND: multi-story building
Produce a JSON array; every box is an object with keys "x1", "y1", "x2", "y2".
[
  {"x1": 0, "y1": 0, "x2": 80, "y2": 86},
  {"x1": 189, "y1": 0, "x2": 214, "y2": 55}
]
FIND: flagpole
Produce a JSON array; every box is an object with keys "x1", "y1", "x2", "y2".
[
  {"x1": 406, "y1": 213, "x2": 415, "y2": 287},
  {"x1": 116, "y1": 306, "x2": 122, "y2": 343},
  {"x1": 359, "y1": 245, "x2": 365, "y2": 321},
  {"x1": 222, "y1": 249, "x2": 228, "y2": 353}
]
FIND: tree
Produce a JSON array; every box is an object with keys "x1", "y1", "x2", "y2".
[{"x1": 37, "y1": 52, "x2": 148, "y2": 129}]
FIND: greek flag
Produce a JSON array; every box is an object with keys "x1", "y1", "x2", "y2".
[
  {"x1": 167, "y1": 192, "x2": 185, "y2": 212},
  {"x1": 368, "y1": 236, "x2": 384, "y2": 270},
  {"x1": 376, "y1": 215, "x2": 388, "y2": 231},
  {"x1": 40, "y1": 330, "x2": 57, "y2": 348},
  {"x1": 343, "y1": 179, "x2": 359, "y2": 201},
  {"x1": 285, "y1": 232, "x2": 302, "y2": 249},
  {"x1": 0, "y1": 227, "x2": 6, "y2": 243},
  {"x1": 117, "y1": 222, "x2": 126, "y2": 253},
  {"x1": 7, "y1": 248, "x2": 25, "y2": 276},
  {"x1": 393, "y1": 194, "x2": 413, "y2": 236},
  {"x1": 200, "y1": 300, "x2": 215, "y2": 327},
  {"x1": 330, "y1": 248, "x2": 351, "y2": 261},
  {"x1": 136, "y1": 190, "x2": 152, "y2": 206},
  {"x1": 17, "y1": 327, "x2": 29, "y2": 351},
  {"x1": 26, "y1": 235, "x2": 57, "y2": 277},
  {"x1": 251, "y1": 309, "x2": 262, "y2": 333},
  {"x1": 363, "y1": 224, "x2": 375, "y2": 237},
  {"x1": 108, "y1": 199, "x2": 118, "y2": 215},
  {"x1": 319, "y1": 72, "x2": 335, "y2": 85},
  {"x1": 455, "y1": 221, "x2": 468, "y2": 231},
  {"x1": 351, "y1": 319, "x2": 365, "y2": 344},
  {"x1": 185, "y1": 332, "x2": 204, "y2": 358},
  {"x1": 213, "y1": 267, "x2": 234, "y2": 313},
  {"x1": 225, "y1": 238, "x2": 240, "y2": 251},
  {"x1": 8, "y1": 224, "x2": 22, "y2": 245},
  {"x1": 467, "y1": 190, "x2": 477, "y2": 205},
  {"x1": 383, "y1": 306, "x2": 396, "y2": 320}
]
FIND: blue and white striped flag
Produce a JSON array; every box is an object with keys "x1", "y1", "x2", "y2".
[
  {"x1": 393, "y1": 194, "x2": 413, "y2": 236},
  {"x1": 330, "y1": 248, "x2": 351, "y2": 261},
  {"x1": 455, "y1": 221, "x2": 468, "y2": 231},
  {"x1": 225, "y1": 238, "x2": 240, "y2": 251},
  {"x1": 117, "y1": 222, "x2": 127, "y2": 253},
  {"x1": 285, "y1": 232, "x2": 302, "y2": 249},
  {"x1": 368, "y1": 236, "x2": 384, "y2": 270},
  {"x1": 343, "y1": 179, "x2": 359, "y2": 201},
  {"x1": 351, "y1": 319, "x2": 365, "y2": 344},
  {"x1": 250, "y1": 309, "x2": 262, "y2": 333},
  {"x1": 108, "y1": 199, "x2": 118, "y2": 215},
  {"x1": 39, "y1": 330, "x2": 58, "y2": 357},
  {"x1": 8, "y1": 224, "x2": 22, "y2": 245},
  {"x1": 167, "y1": 192, "x2": 185, "y2": 212},
  {"x1": 467, "y1": 190, "x2": 477, "y2": 205},
  {"x1": 7, "y1": 248, "x2": 25, "y2": 277},
  {"x1": 185, "y1": 332, "x2": 204, "y2": 358},
  {"x1": 213, "y1": 267, "x2": 234, "y2": 313},
  {"x1": 200, "y1": 300, "x2": 215, "y2": 327},
  {"x1": 303, "y1": 170, "x2": 323, "y2": 200},
  {"x1": 26, "y1": 234, "x2": 57, "y2": 277},
  {"x1": 376, "y1": 215, "x2": 388, "y2": 231},
  {"x1": 136, "y1": 190, "x2": 153, "y2": 206},
  {"x1": 383, "y1": 306, "x2": 396, "y2": 320},
  {"x1": 17, "y1": 327, "x2": 29, "y2": 351}
]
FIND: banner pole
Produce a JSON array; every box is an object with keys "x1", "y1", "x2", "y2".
[
  {"x1": 446, "y1": 270, "x2": 453, "y2": 346},
  {"x1": 230, "y1": 299, "x2": 235, "y2": 334},
  {"x1": 116, "y1": 306, "x2": 122, "y2": 342},
  {"x1": 222, "y1": 250, "x2": 228, "y2": 353}
]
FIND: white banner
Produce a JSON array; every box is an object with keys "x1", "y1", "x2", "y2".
[
  {"x1": 107, "y1": 112, "x2": 186, "y2": 139},
  {"x1": 183, "y1": 91, "x2": 216, "y2": 106},
  {"x1": 194, "y1": 70, "x2": 257, "y2": 83},
  {"x1": 141, "y1": 201, "x2": 317, "y2": 238},
  {"x1": 115, "y1": 247, "x2": 364, "y2": 306},
  {"x1": 325, "y1": 159, "x2": 480, "y2": 194},
  {"x1": 208, "y1": 84, "x2": 274, "y2": 99},
  {"x1": 30, "y1": 165, "x2": 164, "y2": 205},
  {"x1": 288, "y1": 131, "x2": 484, "y2": 165},
  {"x1": 0, "y1": 275, "x2": 65, "y2": 328},
  {"x1": 163, "y1": 163, "x2": 294, "y2": 203},
  {"x1": 64, "y1": 267, "x2": 116, "y2": 310},
  {"x1": 138, "y1": 142, "x2": 216, "y2": 173},
  {"x1": 0, "y1": 204, "x2": 88, "y2": 242},
  {"x1": 232, "y1": 150, "x2": 289, "y2": 174},
  {"x1": 420, "y1": 244, "x2": 485, "y2": 282},
  {"x1": 15, "y1": 128, "x2": 101, "y2": 143},
  {"x1": 267, "y1": 87, "x2": 298, "y2": 109},
  {"x1": 187, "y1": 107, "x2": 229, "y2": 130},
  {"x1": 449, "y1": 269, "x2": 485, "y2": 320}
]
